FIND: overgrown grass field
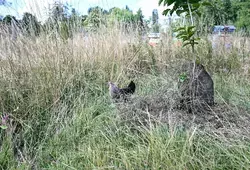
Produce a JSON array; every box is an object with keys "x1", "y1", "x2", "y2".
[{"x1": 0, "y1": 27, "x2": 250, "y2": 169}]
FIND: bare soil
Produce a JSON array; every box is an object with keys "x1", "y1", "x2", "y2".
[{"x1": 116, "y1": 92, "x2": 250, "y2": 140}]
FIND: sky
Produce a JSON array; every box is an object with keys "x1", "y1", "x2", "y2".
[{"x1": 0, "y1": 0, "x2": 170, "y2": 23}]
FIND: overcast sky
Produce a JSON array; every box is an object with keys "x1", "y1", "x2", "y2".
[{"x1": 0, "y1": 0, "x2": 169, "y2": 22}]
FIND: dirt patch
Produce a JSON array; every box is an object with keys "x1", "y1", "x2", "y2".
[{"x1": 115, "y1": 93, "x2": 250, "y2": 139}]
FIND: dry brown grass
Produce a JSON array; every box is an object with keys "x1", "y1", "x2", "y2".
[{"x1": 0, "y1": 25, "x2": 250, "y2": 169}]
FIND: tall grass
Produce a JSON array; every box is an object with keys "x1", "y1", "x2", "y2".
[{"x1": 0, "y1": 24, "x2": 250, "y2": 169}]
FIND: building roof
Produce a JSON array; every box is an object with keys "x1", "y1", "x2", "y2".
[{"x1": 213, "y1": 25, "x2": 236, "y2": 33}]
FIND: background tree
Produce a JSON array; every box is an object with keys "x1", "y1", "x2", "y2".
[
  {"x1": 0, "y1": 0, "x2": 6, "y2": 5},
  {"x1": 68, "y1": 8, "x2": 85, "y2": 32},
  {"x1": 152, "y1": 9, "x2": 159, "y2": 33},
  {"x1": 134, "y1": 8, "x2": 145, "y2": 33},
  {"x1": 198, "y1": 0, "x2": 250, "y2": 34},
  {"x1": 1, "y1": 15, "x2": 20, "y2": 39},
  {"x1": 108, "y1": 7, "x2": 134, "y2": 29},
  {"x1": 0, "y1": 0, "x2": 11, "y2": 6},
  {"x1": 85, "y1": 6, "x2": 107, "y2": 31},
  {"x1": 21, "y1": 12, "x2": 41, "y2": 36},
  {"x1": 2, "y1": 15, "x2": 17, "y2": 25},
  {"x1": 223, "y1": 0, "x2": 234, "y2": 23},
  {"x1": 107, "y1": 6, "x2": 147, "y2": 33},
  {"x1": 50, "y1": 1, "x2": 68, "y2": 21},
  {"x1": 197, "y1": 0, "x2": 225, "y2": 34},
  {"x1": 125, "y1": 5, "x2": 132, "y2": 12},
  {"x1": 200, "y1": 0, "x2": 235, "y2": 26},
  {"x1": 234, "y1": 0, "x2": 250, "y2": 33},
  {"x1": 44, "y1": 2, "x2": 71, "y2": 40}
]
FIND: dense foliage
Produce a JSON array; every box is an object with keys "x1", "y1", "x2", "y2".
[
  {"x1": 0, "y1": 2, "x2": 146, "y2": 39},
  {"x1": 0, "y1": 0, "x2": 249, "y2": 39},
  {"x1": 199, "y1": 0, "x2": 250, "y2": 33}
]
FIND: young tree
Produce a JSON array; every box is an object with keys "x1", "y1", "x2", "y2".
[{"x1": 159, "y1": 0, "x2": 209, "y2": 52}]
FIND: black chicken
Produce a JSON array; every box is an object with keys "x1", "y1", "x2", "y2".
[{"x1": 108, "y1": 81, "x2": 136, "y2": 101}]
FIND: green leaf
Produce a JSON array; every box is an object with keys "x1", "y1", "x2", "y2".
[
  {"x1": 158, "y1": 0, "x2": 164, "y2": 6},
  {"x1": 177, "y1": 33, "x2": 185, "y2": 38},
  {"x1": 170, "y1": 9, "x2": 175, "y2": 16},
  {"x1": 189, "y1": 0, "x2": 201, "y2": 3},
  {"x1": 171, "y1": 5, "x2": 178, "y2": 13},
  {"x1": 191, "y1": 7, "x2": 200, "y2": 12},
  {"x1": 187, "y1": 26, "x2": 196, "y2": 30},
  {"x1": 192, "y1": 3, "x2": 200, "y2": 7},
  {"x1": 162, "y1": 9, "x2": 171, "y2": 16},
  {"x1": 176, "y1": 9, "x2": 185, "y2": 16},
  {"x1": 174, "y1": 27, "x2": 185, "y2": 32},
  {"x1": 202, "y1": 2, "x2": 212, "y2": 6},
  {"x1": 0, "y1": 125, "x2": 8, "y2": 130},
  {"x1": 188, "y1": 31, "x2": 195, "y2": 37},
  {"x1": 160, "y1": 0, "x2": 176, "y2": 7},
  {"x1": 166, "y1": 0, "x2": 175, "y2": 6},
  {"x1": 179, "y1": 73, "x2": 187, "y2": 82},
  {"x1": 183, "y1": 42, "x2": 191, "y2": 47},
  {"x1": 182, "y1": 4, "x2": 189, "y2": 10},
  {"x1": 176, "y1": 31, "x2": 185, "y2": 36},
  {"x1": 180, "y1": 35, "x2": 189, "y2": 40},
  {"x1": 195, "y1": 11, "x2": 201, "y2": 17}
]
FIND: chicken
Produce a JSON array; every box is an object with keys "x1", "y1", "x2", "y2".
[{"x1": 108, "y1": 81, "x2": 136, "y2": 101}]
